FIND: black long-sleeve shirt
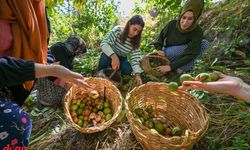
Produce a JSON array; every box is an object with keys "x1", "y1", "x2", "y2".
[
  {"x1": 50, "y1": 42, "x2": 74, "y2": 70},
  {"x1": 0, "y1": 57, "x2": 35, "y2": 106},
  {"x1": 0, "y1": 57, "x2": 35, "y2": 88}
]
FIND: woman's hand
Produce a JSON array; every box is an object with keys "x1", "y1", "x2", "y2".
[
  {"x1": 179, "y1": 72, "x2": 241, "y2": 94},
  {"x1": 35, "y1": 63, "x2": 91, "y2": 90},
  {"x1": 179, "y1": 71, "x2": 250, "y2": 102},
  {"x1": 156, "y1": 51, "x2": 165, "y2": 56},
  {"x1": 111, "y1": 54, "x2": 120, "y2": 71},
  {"x1": 156, "y1": 65, "x2": 171, "y2": 74},
  {"x1": 55, "y1": 65, "x2": 91, "y2": 89},
  {"x1": 134, "y1": 74, "x2": 142, "y2": 86}
]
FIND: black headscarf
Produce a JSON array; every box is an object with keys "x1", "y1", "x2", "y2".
[{"x1": 64, "y1": 35, "x2": 87, "y2": 56}]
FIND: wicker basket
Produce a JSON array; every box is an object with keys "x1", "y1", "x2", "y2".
[
  {"x1": 125, "y1": 82, "x2": 209, "y2": 150},
  {"x1": 64, "y1": 77, "x2": 122, "y2": 133},
  {"x1": 141, "y1": 53, "x2": 170, "y2": 77}
]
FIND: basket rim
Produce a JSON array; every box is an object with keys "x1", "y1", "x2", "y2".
[
  {"x1": 141, "y1": 54, "x2": 170, "y2": 77},
  {"x1": 143, "y1": 53, "x2": 170, "y2": 63}
]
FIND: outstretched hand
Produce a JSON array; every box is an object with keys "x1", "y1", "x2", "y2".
[
  {"x1": 179, "y1": 71, "x2": 250, "y2": 102},
  {"x1": 35, "y1": 63, "x2": 92, "y2": 90},
  {"x1": 55, "y1": 65, "x2": 91, "y2": 90}
]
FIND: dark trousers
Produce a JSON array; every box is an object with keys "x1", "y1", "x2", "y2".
[
  {"x1": 163, "y1": 39, "x2": 210, "y2": 72},
  {"x1": 98, "y1": 53, "x2": 132, "y2": 75}
]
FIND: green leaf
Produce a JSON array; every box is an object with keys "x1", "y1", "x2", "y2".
[{"x1": 209, "y1": 66, "x2": 228, "y2": 73}]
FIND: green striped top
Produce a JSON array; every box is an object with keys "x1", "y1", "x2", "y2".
[{"x1": 100, "y1": 26, "x2": 143, "y2": 74}]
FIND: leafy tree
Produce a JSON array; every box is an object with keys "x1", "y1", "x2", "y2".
[{"x1": 46, "y1": 0, "x2": 119, "y2": 47}]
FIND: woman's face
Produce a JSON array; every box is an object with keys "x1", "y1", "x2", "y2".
[
  {"x1": 128, "y1": 24, "x2": 143, "y2": 38},
  {"x1": 180, "y1": 11, "x2": 195, "y2": 31},
  {"x1": 75, "y1": 40, "x2": 87, "y2": 55}
]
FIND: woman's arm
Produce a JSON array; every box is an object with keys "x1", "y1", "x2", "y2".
[
  {"x1": 0, "y1": 57, "x2": 91, "y2": 89},
  {"x1": 236, "y1": 82, "x2": 250, "y2": 103},
  {"x1": 131, "y1": 50, "x2": 143, "y2": 85},
  {"x1": 0, "y1": 57, "x2": 35, "y2": 87},
  {"x1": 179, "y1": 72, "x2": 250, "y2": 103},
  {"x1": 130, "y1": 49, "x2": 143, "y2": 74},
  {"x1": 100, "y1": 26, "x2": 120, "y2": 57},
  {"x1": 154, "y1": 22, "x2": 170, "y2": 50},
  {"x1": 100, "y1": 26, "x2": 122, "y2": 70},
  {"x1": 35, "y1": 63, "x2": 91, "y2": 89}
]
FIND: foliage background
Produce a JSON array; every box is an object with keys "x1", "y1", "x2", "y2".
[{"x1": 25, "y1": 0, "x2": 250, "y2": 149}]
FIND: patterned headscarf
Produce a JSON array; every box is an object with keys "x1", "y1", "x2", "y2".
[{"x1": 64, "y1": 35, "x2": 87, "y2": 56}]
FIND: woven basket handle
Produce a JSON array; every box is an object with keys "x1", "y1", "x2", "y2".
[
  {"x1": 103, "y1": 86, "x2": 106, "y2": 101},
  {"x1": 146, "y1": 52, "x2": 158, "y2": 56},
  {"x1": 181, "y1": 129, "x2": 197, "y2": 145},
  {"x1": 108, "y1": 70, "x2": 117, "y2": 79}
]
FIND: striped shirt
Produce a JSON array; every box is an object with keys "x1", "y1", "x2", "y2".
[{"x1": 100, "y1": 26, "x2": 143, "y2": 74}]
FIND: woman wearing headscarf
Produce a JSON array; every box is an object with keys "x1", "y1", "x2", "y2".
[
  {"x1": 0, "y1": 1, "x2": 90, "y2": 148},
  {"x1": 154, "y1": 0, "x2": 209, "y2": 74},
  {"x1": 0, "y1": 0, "x2": 50, "y2": 95},
  {"x1": 50, "y1": 35, "x2": 87, "y2": 70}
]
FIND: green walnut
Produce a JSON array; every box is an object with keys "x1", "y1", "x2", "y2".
[
  {"x1": 134, "y1": 107, "x2": 143, "y2": 116},
  {"x1": 168, "y1": 82, "x2": 179, "y2": 91},
  {"x1": 179, "y1": 74, "x2": 194, "y2": 84},
  {"x1": 153, "y1": 121, "x2": 164, "y2": 134},
  {"x1": 146, "y1": 105, "x2": 153, "y2": 114},
  {"x1": 195, "y1": 73, "x2": 211, "y2": 82},
  {"x1": 171, "y1": 126, "x2": 183, "y2": 136},
  {"x1": 209, "y1": 72, "x2": 219, "y2": 81}
]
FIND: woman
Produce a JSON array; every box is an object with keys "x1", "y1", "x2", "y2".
[
  {"x1": 0, "y1": 56, "x2": 91, "y2": 149},
  {"x1": 0, "y1": 0, "x2": 50, "y2": 106},
  {"x1": 50, "y1": 35, "x2": 87, "y2": 70},
  {"x1": 0, "y1": 0, "x2": 90, "y2": 148},
  {"x1": 154, "y1": 0, "x2": 209, "y2": 74},
  {"x1": 98, "y1": 15, "x2": 145, "y2": 85}
]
